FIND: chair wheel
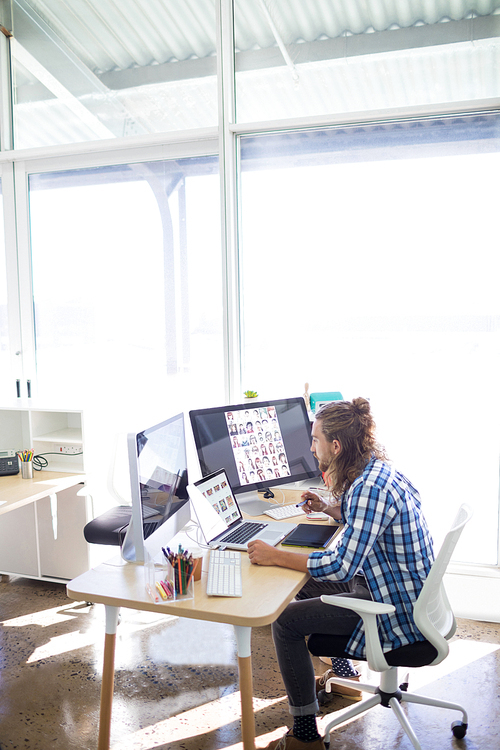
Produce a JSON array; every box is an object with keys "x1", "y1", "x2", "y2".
[
  {"x1": 451, "y1": 720, "x2": 467, "y2": 739},
  {"x1": 399, "y1": 681, "x2": 409, "y2": 692}
]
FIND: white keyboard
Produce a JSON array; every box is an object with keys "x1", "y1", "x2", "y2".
[
  {"x1": 207, "y1": 549, "x2": 242, "y2": 597},
  {"x1": 263, "y1": 504, "x2": 305, "y2": 520}
]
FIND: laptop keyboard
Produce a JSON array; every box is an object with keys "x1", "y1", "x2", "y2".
[
  {"x1": 220, "y1": 521, "x2": 266, "y2": 545},
  {"x1": 143, "y1": 521, "x2": 159, "y2": 538},
  {"x1": 142, "y1": 504, "x2": 159, "y2": 519}
]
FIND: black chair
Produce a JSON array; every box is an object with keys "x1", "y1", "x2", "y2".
[{"x1": 83, "y1": 505, "x2": 135, "y2": 547}]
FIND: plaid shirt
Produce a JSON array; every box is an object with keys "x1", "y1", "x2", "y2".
[{"x1": 307, "y1": 458, "x2": 434, "y2": 659}]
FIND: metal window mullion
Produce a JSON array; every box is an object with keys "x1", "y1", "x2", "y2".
[
  {"x1": 1, "y1": 161, "x2": 24, "y2": 398},
  {"x1": 0, "y1": 28, "x2": 13, "y2": 151},
  {"x1": 218, "y1": 0, "x2": 241, "y2": 403},
  {"x1": 13, "y1": 161, "x2": 36, "y2": 399}
]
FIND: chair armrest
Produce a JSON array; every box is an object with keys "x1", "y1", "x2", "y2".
[
  {"x1": 320, "y1": 594, "x2": 395, "y2": 673},
  {"x1": 320, "y1": 595, "x2": 395, "y2": 617}
]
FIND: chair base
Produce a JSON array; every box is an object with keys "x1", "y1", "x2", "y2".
[{"x1": 322, "y1": 668, "x2": 468, "y2": 750}]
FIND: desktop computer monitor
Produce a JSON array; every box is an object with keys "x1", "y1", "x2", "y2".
[
  {"x1": 189, "y1": 397, "x2": 320, "y2": 515},
  {"x1": 122, "y1": 413, "x2": 190, "y2": 563}
]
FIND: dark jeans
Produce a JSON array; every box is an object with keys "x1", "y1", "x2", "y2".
[{"x1": 272, "y1": 574, "x2": 371, "y2": 716}]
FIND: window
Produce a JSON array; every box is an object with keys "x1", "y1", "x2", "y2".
[
  {"x1": 29, "y1": 155, "x2": 223, "y2": 427},
  {"x1": 239, "y1": 113, "x2": 500, "y2": 565}
]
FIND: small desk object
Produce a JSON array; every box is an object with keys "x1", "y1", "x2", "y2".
[{"x1": 66, "y1": 504, "x2": 323, "y2": 750}]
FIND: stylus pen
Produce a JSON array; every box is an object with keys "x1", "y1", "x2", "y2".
[
  {"x1": 295, "y1": 498, "x2": 309, "y2": 508},
  {"x1": 296, "y1": 488, "x2": 329, "y2": 507}
]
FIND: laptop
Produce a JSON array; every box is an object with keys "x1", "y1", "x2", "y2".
[{"x1": 188, "y1": 468, "x2": 296, "y2": 551}]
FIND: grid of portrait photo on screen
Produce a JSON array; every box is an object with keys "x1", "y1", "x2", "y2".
[
  {"x1": 225, "y1": 405, "x2": 291, "y2": 488},
  {"x1": 203, "y1": 475, "x2": 239, "y2": 524}
]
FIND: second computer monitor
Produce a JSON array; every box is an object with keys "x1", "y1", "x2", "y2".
[
  {"x1": 123, "y1": 412, "x2": 190, "y2": 563},
  {"x1": 189, "y1": 396, "x2": 320, "y2": 514}
]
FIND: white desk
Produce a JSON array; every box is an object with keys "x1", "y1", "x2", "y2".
[{"x1": 0, "y1": 471, "x2": 85, "y2": 516}]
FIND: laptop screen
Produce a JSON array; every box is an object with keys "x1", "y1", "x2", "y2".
[{"x1": 189, "y1": 469, "x2": 244, "y2": 544}]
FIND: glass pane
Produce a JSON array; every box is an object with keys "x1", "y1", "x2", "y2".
[
  {"x1": 11, "y1": 1, "x2": 217, "y2": 148},
  {"x1": 239, "y1": 113, "x2": 500, "y2": 566},
  {"x1": 234, "y1": 0, "x2": 500, "y2": 122},
  {"x1": 29, "y1": 156, "x2": 223, "y2": 432}
]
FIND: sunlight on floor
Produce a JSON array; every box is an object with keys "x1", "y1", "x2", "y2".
[
  {"x1": 362, "y1": 638, "x2": 499, "y2": 691},
  {"x1": 1, "y1": 601, "x2": 78, "y2": 628},
  {"x1": 1, "y1": 601, "x2": 178, "y2": 663},
  {"x1": 25, "y1": 629, "x2": 101, "y2": 663},
  {"x1": 110, "y1": 693, "x2": 287, "y2": 750}
]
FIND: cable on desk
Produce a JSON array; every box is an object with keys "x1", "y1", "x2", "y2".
[
  {"x1": 183, "y1": 521, "x2": 211, "y2": 549},
  {"x1": 33, "y1": 452, "x2": 83, "y2": 471},
  {"x1": 268, "y1": 487, "x2": 286, "y2": 506}
]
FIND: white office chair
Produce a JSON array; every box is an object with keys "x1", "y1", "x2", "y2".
[{"x1": 308, "y1": 503, "x2": 473, "y2": 750}]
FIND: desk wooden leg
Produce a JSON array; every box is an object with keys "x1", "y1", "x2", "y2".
[
  {"x1": 234, "y1": 625, "x2": 255, "y2": 750},
  {"x1": 98, "y1": 606, "x2": 120, "y2": 750}
]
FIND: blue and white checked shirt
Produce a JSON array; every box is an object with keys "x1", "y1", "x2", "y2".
[{"x1": 307, "y1": 458, "x2": 434, "y2": 659}]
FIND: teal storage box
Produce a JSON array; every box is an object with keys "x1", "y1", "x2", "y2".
[{"x1": 310, "y1": 391, "x2": 343, "y2": 414}]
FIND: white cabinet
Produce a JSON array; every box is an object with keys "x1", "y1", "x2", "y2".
[
  {"x1": 0, "y1": 406, "x2": 90, "y2": 581},
  {"x1": 0, "y1": 479, "x2": 91, "y2": 581},
  {"x1": 0, "y1": 502, "x2": 39, "y2": 576}
]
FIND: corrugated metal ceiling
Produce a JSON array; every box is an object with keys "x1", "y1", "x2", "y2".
[
  {"x1": 13, "y1": 0, "x2": 500, "y2": 75},
  {"x1": 7, "y1": 1, "x2": 500, "y2": 148}
]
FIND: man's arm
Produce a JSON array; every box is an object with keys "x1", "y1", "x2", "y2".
[{"x1": 247, "y1": 538, "x2": 310, "y2": 571}]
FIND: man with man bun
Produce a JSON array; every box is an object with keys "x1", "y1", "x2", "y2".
[{"x1": 248, "y1": 397, "x2": 434, "y2": 750}]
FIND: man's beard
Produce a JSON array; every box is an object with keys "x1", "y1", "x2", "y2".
[{"x1": 314, "y1": 453, "x2": 330, "y2": 473}]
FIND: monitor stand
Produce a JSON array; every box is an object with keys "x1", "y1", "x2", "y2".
[
  {"x1": 237, "y1": 490, "x2": 273, "y2": 516},
  {"x1": 278, "y1": 475, "x2": 324, "y2": 491},
  {"x1": 120, "y1": 518, "x2": 143, "y2": 563}
]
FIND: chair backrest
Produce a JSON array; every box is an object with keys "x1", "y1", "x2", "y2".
[{"x1": 413, "y1": 503, "x2": 473, "y2": 665}]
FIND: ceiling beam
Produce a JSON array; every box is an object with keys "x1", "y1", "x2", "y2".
[{"x1": 96, "y1": 15, "x2": 499, "y2": 90}]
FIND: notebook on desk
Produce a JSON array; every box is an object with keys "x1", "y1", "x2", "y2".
[{"x1": 188, "y1": 468, "x2": 295, "y2": 551}]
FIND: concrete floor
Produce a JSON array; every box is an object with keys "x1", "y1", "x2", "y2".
[{"x1": 1, "y1": 575, "x2": 499, "y2": 750}]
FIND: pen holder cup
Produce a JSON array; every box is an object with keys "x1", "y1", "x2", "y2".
[
  {"x1": 190, "y1": 553, "x2": 203, "y2": 582},
  {"x1": 20, "y1": 460, "x2": 33, "y2": 479},
  {"x1": 145, "y1": 559, "x2": 195, "y2": 603}
]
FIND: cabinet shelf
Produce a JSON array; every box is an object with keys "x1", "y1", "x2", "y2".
[
  {"x1": 34, "y1": 428, "x2": 82, "y2": 445},
  {"x1": 0, "y1": 407, "x2": 84, "y2": 474}
]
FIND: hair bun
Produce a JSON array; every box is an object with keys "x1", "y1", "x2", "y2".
[{"x1": 352, "y1": 397, "x2": 370, "y2": 416}]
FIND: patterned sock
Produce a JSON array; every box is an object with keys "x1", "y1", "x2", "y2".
[
  {"x1": 292, "y1": 714, "x2": 320, "y2": 742},
  {"x1": 330, "y1": 657, "x2": 359, "y2": 677}
]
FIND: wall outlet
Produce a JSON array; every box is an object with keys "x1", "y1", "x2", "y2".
[{"x1": 53, "y1": 444, "x2": 81, "y2": 455}]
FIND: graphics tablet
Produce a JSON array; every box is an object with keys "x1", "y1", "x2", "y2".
[{"x1": 280, "y1": 523, "x2": 339, "y2": 548}]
